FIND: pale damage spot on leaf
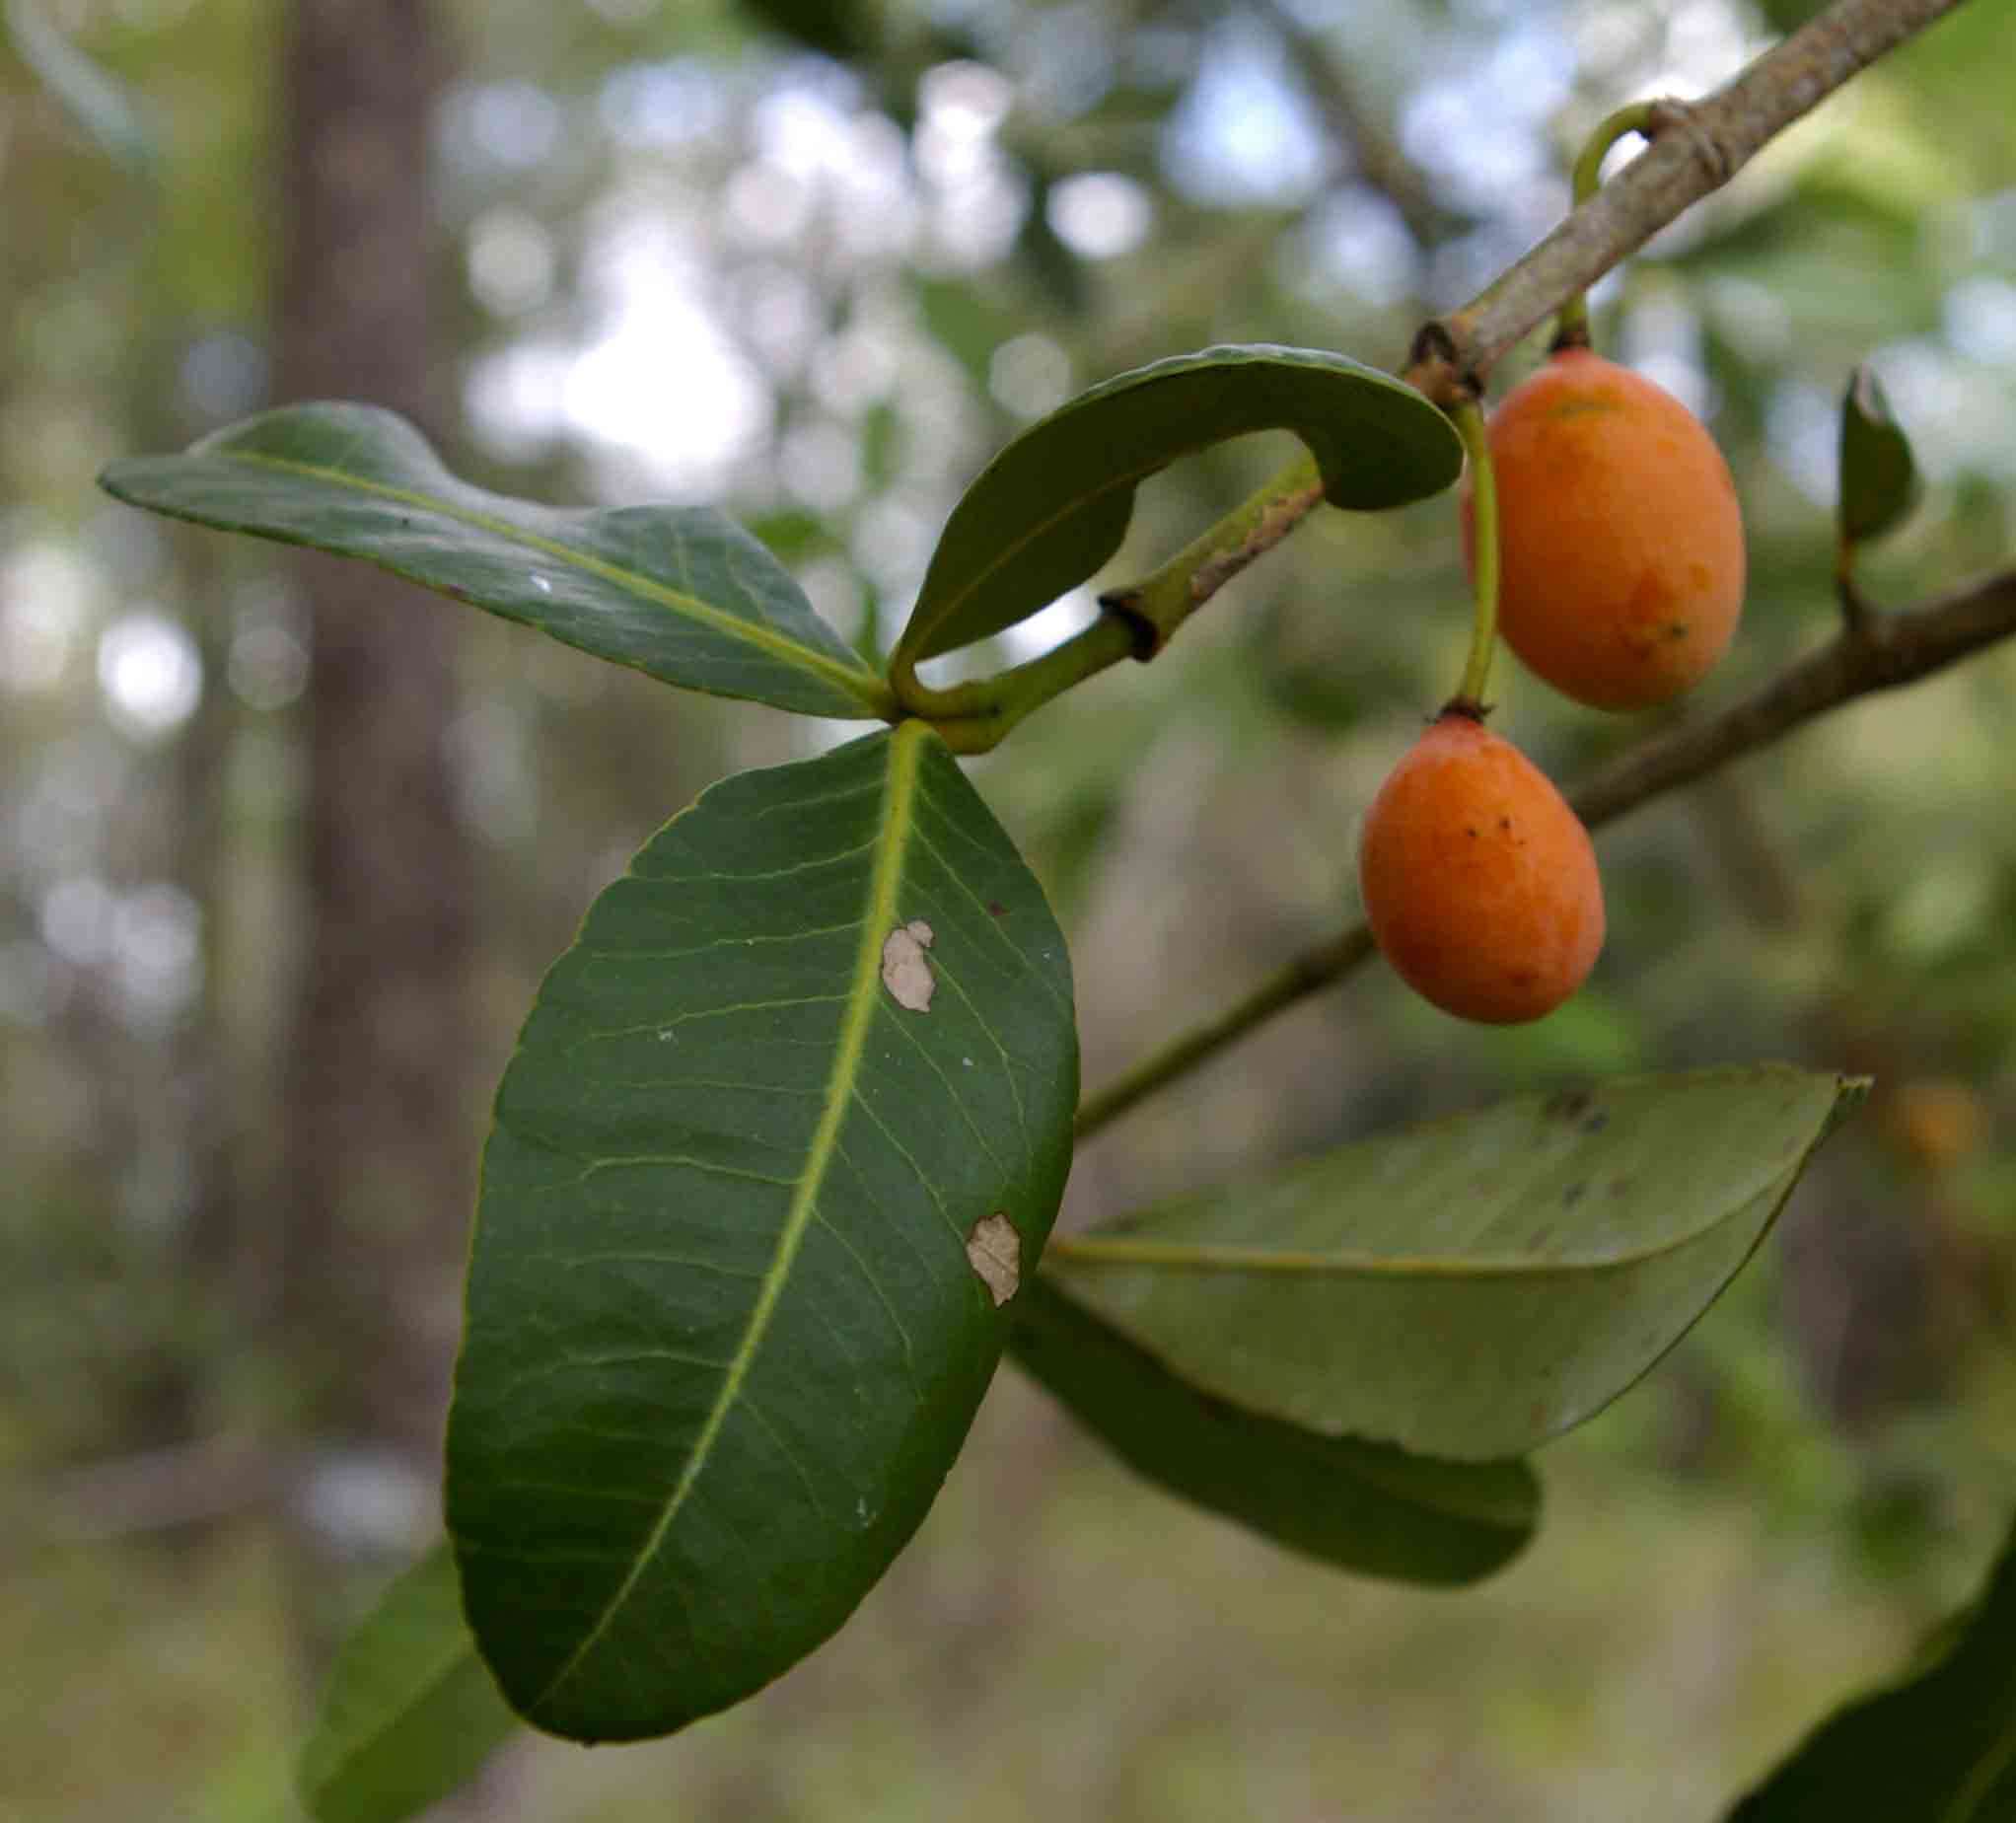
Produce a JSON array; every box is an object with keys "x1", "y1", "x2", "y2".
[
  {"x1": 965, "y1": 1212, "x2": 1021, "y2": 1306},
  {"x1": 881, "y1": 918, "x2": 935, "y2": 1011}
]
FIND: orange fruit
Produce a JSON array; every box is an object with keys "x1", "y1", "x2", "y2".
[
  {"x1": 1359, "y1": 711, "x2": 1605, "y2": 1024},
  {"x1": 1466, "y1": 348, "x2": 1745, "y2": 711}
]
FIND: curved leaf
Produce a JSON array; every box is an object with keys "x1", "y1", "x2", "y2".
[
  {"x1": 1726, "y1": 1514, "x2": 2016, "y2": 1819},
  {"x1": 1047, "y1": 1066, "x2": 1864, "y2": 1461},
  {"x1": 1838, "y1": 362, "x2": 1922, "y2": 547},
  {"x1": 447, "y1": 723, "x2": 1078, "y2": 1742},
  {"x1": 1009, "y1": 1275, "x2": 1539, "y2": 1586},
  {"x1": 894, "y1": 344, "x2": 1464, "y2": 663},
  {"x1": 98, "y1": 403, "x2": 892, "y2": 719},
  {"x1": 298, "y1": 1543, "x2": 519, "y2": 1823}
]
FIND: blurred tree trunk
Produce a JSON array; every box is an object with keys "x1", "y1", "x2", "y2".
[{"x1": 272, "y1": 0, "x2": 473, "y2": 1507}]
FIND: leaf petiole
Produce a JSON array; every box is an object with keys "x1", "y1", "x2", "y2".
[{"x1": 892, "y1": 612, "x2": 1141, "y2": 754}]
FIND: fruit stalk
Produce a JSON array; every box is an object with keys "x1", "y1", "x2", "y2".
[
  {"x1": 1406, "y1": 0, "x2": 1965, "y2": 402},
  {"x1": 1075, "y1": 560, "x2": 2016, "y2": 1139},
  {"x1": 1451, "y1": 401, "x2": 1499, "y2": 712},
  {"x1": 1551, "y1": 101, "x2": 1661, "y2": 351}
]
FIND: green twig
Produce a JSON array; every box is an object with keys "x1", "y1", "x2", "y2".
[
  {"x1": 895, "y1": 453, "x2": 1330, "y2": 753},
  {"x1": 1551, "y1": 100, "x2": 1661, "y2": 350},
  {"x1": 1096, "y1": 452, "x2": 1328, "y2": 655},
  {"x1": 895, "y1": 612, "x2": 1142, "y2": 755},
  {"x1": 1074, "y1": 927, "x2": 1376, "y2": 1139}
]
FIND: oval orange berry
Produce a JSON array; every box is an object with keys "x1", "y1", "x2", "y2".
[
  {"x1": 1358, "y1": 712, "x2": 1605, "y2": 1024},
  {"x1": 1466, "y1": 347, "x2": 1745, "y2": 711}
]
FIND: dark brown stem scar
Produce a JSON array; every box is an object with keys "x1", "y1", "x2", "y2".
[{"x1": 1097, "y1": 590, "x2": 1163, "y2": 662}]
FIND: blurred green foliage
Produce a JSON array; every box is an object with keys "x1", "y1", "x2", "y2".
[{"x1": 4, "y1": 0, "x2": 2015, "y2": 1816}]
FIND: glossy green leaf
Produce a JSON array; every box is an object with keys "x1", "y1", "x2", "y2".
[
  {"x1": 893, "y1": 344, "x2": 1464, "y2": 664},
  {"x1": 1838, "y1": 363, "x2": 1922, "y2": 547},
  {"x1": 1726, "y1": 1514, "x2": 2016, "y2": 1818},
  {"x1": 447, "y1": 723, "x2": 1078, "y2": 1742},
  {"x1": 4, "y1": 0, "x2": 158, "y2": 176},
  {"x1": 298, "y1": 1543, "x2": 519, "y2": 1823},
  {"x1": 98, "y1": 403, "x2": 892, "y2": 719},
  {"x1": 1048, "y1": 1066, "x2": 1864, "y2": 1461},
  {"x1": 1009, "y1": 1275, "x2": 1540, "y2": 1586}
]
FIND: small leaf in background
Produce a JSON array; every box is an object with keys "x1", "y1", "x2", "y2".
[
  {"x1": 98, "y1": 403, "x2": 893, "y2": 720},
  {"x1": 738, "y1": 0, "x2": 873, "y2": 61},
  {"x1": 892, "y1": 344, "x2": 1465, "y2": 664},
  {"x1": 448, "y1": 723, "x2": 1078, "y2": 1742},
  {"x1": 1047, "y1": 1066, "x2": 1865, "y2": 1461},
  {"x1": 298, "y1": 1542, "x2": 520, "y2": 1823},
  {"x1": 1838, "y1": 361, "x2": 1921, "y2": 547},
  {"x1": 1009, "y1": 1275, "x2": 1540, "y2": 1586},
  {"x1": 1725, "y1": 1513, "x2": 2016, "y2": 1818},
  {"x1": 4, "y1": 0, "x2": 158, "y2": 177}
]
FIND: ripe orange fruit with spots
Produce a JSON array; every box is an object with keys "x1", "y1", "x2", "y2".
[
  {"x1": 1359, "y1": 711, "x2": 1605, "y2": 1024},
  {"x1": 1466, "y1": 348, "x2": 1745, "y2": 711}
]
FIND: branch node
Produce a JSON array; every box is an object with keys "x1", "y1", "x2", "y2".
[
  {"x1": 1404, "y1": 319, "x2": 1479, "y2": 408},
  {"x1": 1645, "y1": 96, "x2": 1733, "y2": 184},
  {"x1": 1097, "y1": 590, "x2": 1163, "y2": 662}
]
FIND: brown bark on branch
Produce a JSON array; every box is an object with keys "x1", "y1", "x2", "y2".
[
  {"x1": 1089, "y1": 0, "x2": 1964, "y2": 666},
  {"x1": 1075, "y1": 566, "x2": 2016, "y2": 1140},
  {"x1": 1569, "y1": 566, "x2": 2016, "y2": 829},
  {"x1": 1405, "y1": 0, "x2": 1971, "y2": 401},
  {"x1": 1250, "y1": 0, "x2": 1461, "y2": 248}
]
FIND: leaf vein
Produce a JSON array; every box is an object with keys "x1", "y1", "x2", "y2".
[
  {"x1": 526, "y1": 722, "x2": 930, "y2": 1715},
  {"x1": 208, "y1": 445, "x2": 889, "y2": 706}
]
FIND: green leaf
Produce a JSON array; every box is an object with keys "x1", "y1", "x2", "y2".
[
  {"x1": 298, "y1": 1542, "x2": 520, "y2": 1823},
  {"x1": 893, "y1": 344, "x2": 1465, "y2": 664},
  {"x1": 4, "y1": 0, "x2": 158, "y2": 177},
  {"x1": 447, "y1": 722, "x2": 1078, "y2": 1742},
  {"x1": 739, "y1": 0, "x2": 873, "y2": 60},
  {"x1": 98, "y1": 403, "x2": 893, "y2": 720},
  {"x1": 1838, "y1": 362, "x2": 1922, "y2": 547},
  {"x1": 1726, "y1": 1514, "x2": 2016, "y2": 1819},
  {"x1": 1047, "y1": 1066, "x2": 1864, "y2": 1461},
  {"x1": 1009, "y1": 1275, "x2": 1540, "y2": 1586}
]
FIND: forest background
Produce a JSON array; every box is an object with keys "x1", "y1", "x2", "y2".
[{"x1": 4, "y1": 0, "x2": 2016, "y2": 1817}]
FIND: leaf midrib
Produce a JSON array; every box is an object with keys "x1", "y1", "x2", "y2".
[
  {"x1": 175, "y1": 445, "x2": 894, "y2": 713},
  {"x1": 307, "y1": 1637, "x2": 485, "y2": 1810},
  {"x1": 527, "y1": 721, "x2": 927, "y2": 1717},
  {"x1": 1047, "y1": 1171, "x2": 1792, "y2": 1280}
]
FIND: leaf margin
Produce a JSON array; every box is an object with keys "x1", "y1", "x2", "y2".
[
  {"x1": 297, "y1": 1540, "x2": 520, "y2": 1823},
  {"x1": 894, "y1": 342, "x2": 1465, "y2": 664},
  {"x1": 1047, "y1": 1064, "x2": 1868, "y2": 1461},
  {"x1": 1009, "y1": 1272, "x2": 1542, "y2": 1586},
  {"x1": 98, "y1": 401, "x2": 896, "y2": 721}
]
